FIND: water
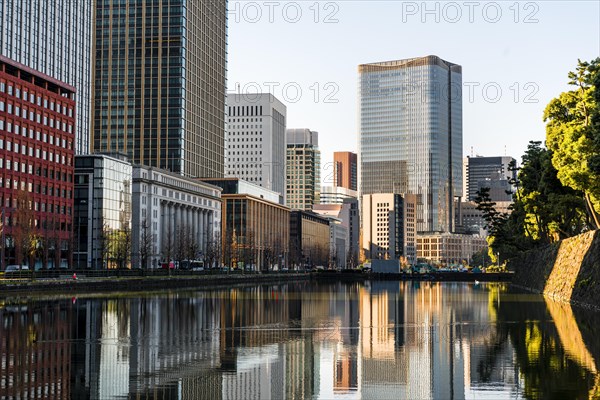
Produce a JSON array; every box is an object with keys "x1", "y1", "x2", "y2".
[{"x1": 1, "y1": 281, "x2": 599, "y2": 399}]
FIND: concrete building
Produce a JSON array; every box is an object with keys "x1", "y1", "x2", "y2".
[
  {"x1": 201, "y1": 177, "x2": 288, "y2": 271},
  {"x1": 0, "y1": 1, "x2": 92, "y2": 155},
  {"x1": 289, "y1": 210, "x2": 330, "y2": 268},
  {"x1": 286, "y1": 129, "x2": 320, "y2": 210},
  {"x1": 464, "y1": 156, "x2": 516, "y2": 201},
  {"x1": 454, "y1": 200, "x2": 513, "y2": 235},
  {"x1": 311, "y1": 209, "x2": 348, "y2": 269},
  {"x1": 361, "y1": 193, "x2": 417, "y2": 264},
  {"x1": 313, "y1": 199, "x2": 360, "y2": 268},
  {"x1": 359, "y1": 56, "x2": 462, "y2": 233},
  {"x1": 334, "y1": 151, "x2": 357, "y2": 191},
  {"x1": 320, "y1": 185, "x2": 358, "y2": 205},
  {"x1": 416, "y1": 233, "x2": 487, "y2": 264},
  {"x1": 226, "y1": 93, "x2": 287, "y2": 197},
  {"x1": 131, "y1": 165, "x2": 222, "y2": 269},
  {"x1": 0, "y1": 56, "x2": 76, "y2": 269},
  {"x1": 74, "y1": 154, "x2": 132, "y2": 269},
  {"x1": 91, "y1": 0, "x2": 227, "y2": 178}
]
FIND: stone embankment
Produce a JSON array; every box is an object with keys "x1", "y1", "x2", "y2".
[{"x1": 510, "y1": 230, "x2": 600, "y2": 309}]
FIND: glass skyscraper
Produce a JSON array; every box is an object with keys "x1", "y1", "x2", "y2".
[
  {"x1": 92, "y1": 0, "x2": 227, "y2": 178},
  {"x1": 359, "y1": 56, "x2": 462, "y2": 233},
  {"x1": 0, "y1": 0, "x2": 93, "y2": 154}
]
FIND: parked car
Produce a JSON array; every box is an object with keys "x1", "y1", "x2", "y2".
[{"x1": 5, "y1": 265, "x2": 29, "y2": 272}]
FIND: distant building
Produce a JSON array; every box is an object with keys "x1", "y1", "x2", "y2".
[
  {"x1": 320, "y1": 186, "x2": 358, "y2": 205},
  {"x1": 200, "y1": 177, "x2": 289, "y2": 271},
  {"x1": 313, "y1": 198, "x2": 360, "y2": 268},
  {"x1": 226, "y1": 93, "x2": 287, "y2": 197},
  {"x1": 359, "y1": 56, "x2": 462, "y2": 233},
  {"x1": 334, "y1": 151, "x2": 357, "y2": 191},
  {"x1": 455, "y1": 200, "x2": 513, "y2": 235},
  {"x1": 131, "y1": 166, "x2": 222, "y2": 269},
  {"x1": 465, "y1": 156, "x2": 516, "y2": 201},
  {"x1": 416, "y1": 233, "x2": 487, "y2": 264},
  {"x1": 361, "y1": 193, "x2": 417, "y2": 264},
  {"x1": 74, "y1": 154, "x2": 132, "y2": 269},
  {"x1": 286, "y1": 129, "x2": 320, "y2": 210},
  {"x1": 0, "y1": 57, "x2": 76, "y2": 269},
  {"x1": 289, "y1": 210, "x2": 330, "y2": 268}
]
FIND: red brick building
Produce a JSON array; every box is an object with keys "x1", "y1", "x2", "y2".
[{"x1": 0, "y1": 56, "x2": 76, "y2": 269}]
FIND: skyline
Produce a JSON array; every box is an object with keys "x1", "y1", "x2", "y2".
[{"x1": 227, "y1": 1, "x2": 600, "y2": 180}]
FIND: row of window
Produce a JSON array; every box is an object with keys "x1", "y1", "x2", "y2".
[{"x1": 0, "y1": 81, "x2": 73, "y2": 116}]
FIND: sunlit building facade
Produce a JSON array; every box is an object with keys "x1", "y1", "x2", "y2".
[
  {"x1": 226, "y1": 93, "x2": 287, "y2": 197},
  {"x1": 91, "y1": 0, "x2": 227, "y2": 178},
  {"x1": 286, "y1": 129, "x2": 320, "y2": 210},
  {"x1": 359, "y1": 56, "x2": 462, "y2": 233}
]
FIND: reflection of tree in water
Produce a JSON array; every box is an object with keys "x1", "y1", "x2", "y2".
[{"x1": 488, "y1": 288, "x2": 600, "y2": 399}]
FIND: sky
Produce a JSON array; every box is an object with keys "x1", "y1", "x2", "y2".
[{"x1": 226, "y1": 1, "x2": 600, "y2": 176}]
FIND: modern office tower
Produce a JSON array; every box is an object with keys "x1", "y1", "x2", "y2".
[
  {"x1": 333, "y1": 151, "x2": 358, "y2": 191},
  {"x1": 320, "y1": 186, "x2": 358, "y2": 205},
  {"x1": 465, "y1": 156, "x2": 516, "y2": 201},
  {"x1": 286, "y1": 129, "x2": 321, "y2": 210},
  {"x1": 0, "y1": 1, "x2": 92, "y2": 155},
  {"x1": 91, "y1": 0, "x2": 227, "y2": 178},
  {"x1": 226, "y1": 93, "x2": 287, "y2": 197},
  {"x1": 0, "y1": 57, "x2": 76, "y2": 269},
  {"x1": 361, "y1": 193, "x2": 417, "y2": 264},
  {"x1": 358, "y1": 55, "x2": 462, "y2": 233}
]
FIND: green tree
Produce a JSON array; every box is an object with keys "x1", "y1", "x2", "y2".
[{"x1": 544, "y1": 58, "x2": 600, "y2": 228}]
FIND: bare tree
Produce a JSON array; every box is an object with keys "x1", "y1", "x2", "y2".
[
  {"x1": 139, "y1": 218, "x2": 154, "y2": 269},
  {"x1": 162, "y1": 222, "x2": 175, "y2": 267},
  {"x1": 204, "y1": 233, "x2": 221, "y2": 269},
  {"x1": 12, "y1": 190, "x2": 36, "y2": 267}
]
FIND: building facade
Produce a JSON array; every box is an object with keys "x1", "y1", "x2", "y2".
[
  {"x1": 0, "y1": 56, "x2": 76, "y2": 269},
  {"x1": 416, "y1": 233, "x2": 487, "y2": 264},
  {"x1": 200, "y1": 177, "x2": 287, "y2": 271},
  {"x1": 226, "y1": 93, "x2": 287, "y2": 197},
  {"x1": 361, "y1": 193, "x2": 417, "y2": 264},
  {"x1": 74, "y1": 154, "x2": 132, "y2": 269},
  {"x1": 132, "y1": 165, "x2": 222, "y2": 269},
  {"x1": 0, "y1": 0, "x2": 92, "y2": 154},
  {"x1": 286, "y1": 129, "x2": 320, "y2": 210},
  {"x1": 289, "y1": 210, "x2": 330, "y2": 268},
  {"x1": 91, "y1": 0, "x2": 227, "y2": 178},
  {"x1": 221, "y1": 194, "x2": 289, "y2": 271},
  {"x1": 358, "y1": 56, "x2": 462, "y2": 233},
  {"x1": 320, "y1": 185, "x2": 358, "y2": 205},
  {"x1": 334, "y1": 151, "x2": 357, "y2": 191},
  {"x1": 464, "y1": 156, "x2": 516, "y2": 201}
]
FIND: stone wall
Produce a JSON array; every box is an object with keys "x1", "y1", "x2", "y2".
[{"x1": 509, "y1": 230, "x2": 600, "y2": 309}]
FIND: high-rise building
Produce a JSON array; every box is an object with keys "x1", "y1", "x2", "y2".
[
  {"x1": 91, "y1": 0, "x2": 227, "y2": 178},
  {"x1": 226, "y1": 93, "x2": 287, "y2": 197},
  {"x1": 0, "y1": 57, "x2": 76, "y2": 269},
  {"x1": 358, "y1": 56, "x2": 462, "y2": 233},
  {"x1": 361, "y1": 193, "x2": 417, "y2": 264},
  {"x1": 0, "y1": 0, "x2": 92, "y2": 154},
  {"x1": 286, "y1": 129, "x2": 320, "y2": 210},
  {"x1": 464, "y1": 156, "x2": 516, "y2": 201},
  {"x1": 334, "y1": 151, "x2": 357, "y2": 191}
]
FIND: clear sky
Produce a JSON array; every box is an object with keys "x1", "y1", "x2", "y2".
[{"x1": 226, "y1": 1, "x2": 600, "y2": 176}]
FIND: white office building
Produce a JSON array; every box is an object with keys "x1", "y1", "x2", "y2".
[
  {"x1": 132, "y1": 165, "x2": 222, "y2": 269},
  {"x1": 226, "y1": 93, "x2": 287, "y2": 199}
]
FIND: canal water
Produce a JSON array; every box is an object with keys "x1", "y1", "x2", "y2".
[{"x1": 1, "y1": 281, "x2": 599, "y2": 399}]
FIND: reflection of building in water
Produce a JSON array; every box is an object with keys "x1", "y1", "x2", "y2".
[{"x1": 0, "y1": 302, "x2": 72, "y2": 399}]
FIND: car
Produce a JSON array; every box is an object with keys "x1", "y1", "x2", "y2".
[{"x1": 5, "y1": 265, "x2": 29, "y2": 272}]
